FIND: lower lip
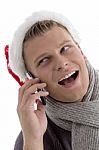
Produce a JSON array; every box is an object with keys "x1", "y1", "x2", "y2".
[{"x1": 60, "y1": 72, "x2": 80, "y2": 89}]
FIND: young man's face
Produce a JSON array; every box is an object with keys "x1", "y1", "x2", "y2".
[{"x1": 23, "y1": 26, "x2": 89, "y2": 102}]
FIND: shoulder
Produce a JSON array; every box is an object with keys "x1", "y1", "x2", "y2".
[
  {"x1": 96, "y1": 70, "x2": 99, "y2": 73},
  {"x1": 14, "y1": 131, "x2": 23, "y2": 150}
]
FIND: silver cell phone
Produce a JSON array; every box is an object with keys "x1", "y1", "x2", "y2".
[{"x1": 25, "y1": 72, "x2": 46, "y2": 105}]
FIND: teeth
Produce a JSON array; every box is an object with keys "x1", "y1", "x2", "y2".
[{"x1": 59, "y1": 71, "x2": 76, "y2": 82}]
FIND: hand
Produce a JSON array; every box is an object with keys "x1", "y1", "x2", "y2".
[{"x1": 17, "y1": 78, "x2": 49, "y2": 143}]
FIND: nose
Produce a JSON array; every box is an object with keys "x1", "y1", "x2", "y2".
[{"x1": 55, "y1": 56, "x2": 69, "y2": 72}]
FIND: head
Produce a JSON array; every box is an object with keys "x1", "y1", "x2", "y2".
[{"x1": 22, "y1": 19, "x2": 89, "y2": 103}]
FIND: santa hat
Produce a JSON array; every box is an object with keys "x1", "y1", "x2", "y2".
[{"x1": 5, "y1": 10, "x2": 80, "y2": 85}]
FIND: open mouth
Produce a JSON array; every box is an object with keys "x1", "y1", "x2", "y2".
[{"x1": 58, "y1": 70, "x2": 79, "y2": 85}]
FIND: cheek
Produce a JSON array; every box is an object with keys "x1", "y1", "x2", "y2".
[
  {"x1": 72, "y1": 49, "x2": 86, "y2": 64},
  {"x1": 35, "y1": 67, "x2": 52, "y2": 82}
]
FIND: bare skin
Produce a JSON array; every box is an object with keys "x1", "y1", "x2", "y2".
[
  {"x1": 23, "y1": 26, "x2": 89, "y2": 102},
  {"x1": 17, "y1": 26, "x2": 89, "y2": 149},
  {"x1": 17, "y1": 78, "x2": 49, "y2": 150}
]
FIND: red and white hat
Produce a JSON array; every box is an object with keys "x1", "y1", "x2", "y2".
[{"x1": 5, "y1": 10, "x2": 80, "y2": 85}]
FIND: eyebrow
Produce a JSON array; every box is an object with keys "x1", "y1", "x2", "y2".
[
  {"x1": 34, "y1": 53, "x2": 49, "y2": 64},
  {"x1": 34, "y1": 40, "x2": 71, "y2": 64},
  {"x1": 57, "y1": 40, "x2": 71, "y2": 49}
]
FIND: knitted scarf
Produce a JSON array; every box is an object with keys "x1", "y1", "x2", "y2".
[{"x1": 45, "y1": 61, "x2": 99, "y2": 150}]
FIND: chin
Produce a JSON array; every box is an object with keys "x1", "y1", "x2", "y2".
[{"x1": 58, "y1": 97, "x2": 82, "y2": 103}]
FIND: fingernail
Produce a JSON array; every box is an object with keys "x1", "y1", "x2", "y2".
[
  {"x1": 43, "y1": 83, "x2": 47, "y2": 86},
  {"x1": 35, "y1": 78, "x2": 40, "y2": 80},
  {"x1": 45, "y1": 91, "x2": 49, "y2": 94}
]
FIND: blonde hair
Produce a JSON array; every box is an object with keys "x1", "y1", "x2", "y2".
[{"x1": 23, "y1": 20, "x2": 71, "y2": 44}]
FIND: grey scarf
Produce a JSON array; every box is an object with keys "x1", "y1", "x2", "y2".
[{"x1": 45, "y1": 61, "x2": 99, "y2": 150}]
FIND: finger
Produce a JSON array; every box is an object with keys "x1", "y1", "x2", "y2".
[
  {"x1": 18, "y1": 78, "x2": 40, "y2": 105},
  {"x1": 23, "y1": 78, "x2": 40, "y2": 90},
  {"x1": 23, "y1": 93, "x2": 42, "y2": 110},
  {"x1": 23, "y1": 82, "x2": 47, "y2": 96},
  {"x1": 21, "y1": 90, "x2": 49, "y2": 107},
  {"x1": 20, "y1": 82, "x2": 47, "y2": 105},
  {"x1": 17, "y1": 94, "x2": 37, "y2": 116}
]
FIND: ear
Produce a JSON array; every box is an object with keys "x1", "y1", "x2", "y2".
[{"x1": 76, "y1": 42, "x2": 87, "y2": 60}]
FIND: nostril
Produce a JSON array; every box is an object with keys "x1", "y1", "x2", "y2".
[
  {"x1": 57, "y1": 67, "x2": 62, "y2": 71},
  {"x1": 56, "y1": 63, "x2": 68, "y2": 71}
]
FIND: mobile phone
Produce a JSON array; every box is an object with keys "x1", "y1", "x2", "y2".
[{"x1": 25, "y1": 72, "x2": 46, "y2": 105}]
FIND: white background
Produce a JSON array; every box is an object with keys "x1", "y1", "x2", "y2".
[{"x1": 0, "y1": 0, "x2": 99, "y2": 149}]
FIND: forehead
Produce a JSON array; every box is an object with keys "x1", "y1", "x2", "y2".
[{"x1": 23, "y1": 26, "x2": 73, "y2": 57}]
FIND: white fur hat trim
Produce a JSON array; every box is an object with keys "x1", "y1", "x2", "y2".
[{"x1": 9, "y1": 10, "x2": 80, "y2": 81}]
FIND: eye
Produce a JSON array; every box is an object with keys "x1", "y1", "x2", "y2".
[
  {"x1": 60, "y1": 45, "x2": 70, "y2": 53},
  {"x1": 38, "y1": 57, "x2": 49, "y2": 65}
]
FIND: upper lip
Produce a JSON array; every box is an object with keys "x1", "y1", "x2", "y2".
[{"x1": 58, "y1": 70, "x2": 79, "y2": 82}]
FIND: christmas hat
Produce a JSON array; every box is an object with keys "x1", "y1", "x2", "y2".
[{"x1": 5, "y1": 10, "x2": 80, "y2": 85}]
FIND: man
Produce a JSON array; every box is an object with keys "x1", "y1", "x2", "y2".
[{"x1": 8, "y1": 11, "x2": 99, "y2": 150}]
